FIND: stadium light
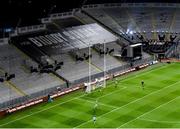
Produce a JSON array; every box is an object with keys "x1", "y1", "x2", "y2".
[
  {"x1": 129, "y1": 30, "x2": 134, "y2": 35},
  {"x1": 126, "y1": 29, "x2": 130, "y2": 34}
]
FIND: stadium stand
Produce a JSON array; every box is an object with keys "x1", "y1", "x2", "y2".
[
  {"x1": 0, "y1": 3, "x2": 179, "y2": 111},
  {"x1": 0, "y1": 82, "x2": 20, "y2": 104},
  {"x1": 52, "y1": 53, "x2": 100, "y2": 82},
  {"x1": 80, "y1": 5, "x2": 179, "y2": 42},
  {"x1": 0, "y1": 42, "x2": 66, "y2": 108}
]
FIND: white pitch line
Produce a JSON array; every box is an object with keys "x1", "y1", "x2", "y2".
[
  {"x1": 77, "y1": 98, "x2": 118, "y2": 109},
  {"x1": 0, "y1": 93, "x2": 87, "y2": 127},
  {"x1": 118, "y1": 63, "x2": 170, "y2": 82},
  {"x1": 0, "y1": 86, "x2": 126, "y2": 127},
  {"x1": 139, "y1": 118, "x2": 180, "y2": 124},
  {"x1": 98, "y1": 87, "x2": 127, "y2": 100},
  {"x1": 82, "y1": 86, "x2": 127, "y2": 100},
  {"x1": 119, "y1": 96, "x2": 180, "y2": 127},
  {"x1": 0, "y1": 63, "x2": 171, "y2": 127},
  {"x1": 75, "y1": 80, "x2": 180, "y2": 128},
  {"x1": 77, "y1": 86, "x2": 127, "y2": 109}
]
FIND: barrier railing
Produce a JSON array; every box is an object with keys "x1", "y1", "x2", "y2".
[
  {"x1": 9, "y1": 24, "x2": 46, "y2": 37},
  {"x1": 82, "y1": 3, "x2": 180, "y2": 10},
  {"x1": 0, "y1": 83, "x2": 67, "y2": 110},
  {"x1": 0, "y1": 57, "x2": 154, "y2": 113}
]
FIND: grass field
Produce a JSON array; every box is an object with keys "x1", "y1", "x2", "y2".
[{"x1": 0, "y1": 62, "x2": 180, "y2": 128}]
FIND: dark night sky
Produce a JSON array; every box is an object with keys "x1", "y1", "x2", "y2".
[{"x1": 0, "y1": 0, "x2": 179, "y2": 29}]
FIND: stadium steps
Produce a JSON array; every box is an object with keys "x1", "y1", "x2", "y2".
[
  {"x1": 68, "y1": 50, "x2": 103, "y2": 72},
  {"x1": 20, "y1": 65, "x2": 31, "y2": 74},
  {"x1": 85, "y1": 59, "x2": 103, "y2": 72},
  {"x1": 102, "y1": 42, "x2": 125, "y2": 65},
  {"x1": 54, "y1": 53, "x2": 100, "y2": 82},
  {"x1": 165, "y1": 43, "x2": 178, "y2": 58},
  {"x1": 166, "y1": 10, "x2": 177, "y2": 41},
  {"x1": 0, "y1": 67, "x2": 27, "y2": 96},
  {"x1": 4, "y1": 81, "x2": 27, "y2": 96},
  {"x1": 10, "y1": 44, "x2": 40, "y2": 74},
  {"x1": 51, "y1": 71, "x2": 69, "y2": 87},
  {"x1": 79, "y1": 48, "x2": 105, "y2": 72},
  {"x1": 49, "y1": 73, "x2": 65, "y2": 84},
  {"x1": 74, "y1": 15, "x2": 87, "y2": 24},
  {"x1": 11, "y1": 43, "x2": 67, "y2": 84},
  {"x1": 109, "y1": 54, "x2": 125, "y2": 65},
  {"x1": 0, "y1": 84, "x2": 19, "y2": 105},
  {"x1": 81, "y1": 10, "x2": 133, "y2": 45},
  {"x1": 10, "y1": 43, "x2": 29, "y2": 59},
  {"x1": 91, "y1": 48, "x2": 114, "y2": 72},
  {"x1": 51, "y1": 21, "x2": 61, "y2": 30},
  {"x1": 0, "y1": 67, "x2": 5, "y2": 74},
  {"x1": 0, "y1": 44, "x2": 65, "y2": 97},
  {"x1": 151, "y1": 12, "x2": 158, "y2": 40},
  {"x1": 74, "y1": 11, "x2": 96, "y2": 24},
  {"x1": 90, "y1": 48, "x2": 125, "y2": 72},
  {"x1": 126, "y1": 10, "x2": 147, "y2": 41}
]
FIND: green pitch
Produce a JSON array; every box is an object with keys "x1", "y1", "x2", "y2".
[{"x1": 0, "y1": 63, "x2": 180, "y2": 128}]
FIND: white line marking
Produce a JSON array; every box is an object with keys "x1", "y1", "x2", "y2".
[
  {"x1": 119, "y1": 63, "x2": 170, "y2": 82},
  {"x1": 119, "y1": 96, "x2": 180, "y2": 127},
  {"x1": 0, "y1": 86, "x2": 126, "y2": 127},
  {"x1": 77, "y1": 98, "x2": 117, "y2": 109},
  {"x1": 82, "y1": 86, "x2": 127, "y2": 100},
  {"x1": 77, "y1": 87, "x2": 127, "y2": 109},
  {"x1": 75, "y1": 81, "x2": 180, "y2": 128},
  {"x1": 139, "y1": 118, "x2": 180, "y2": 124},
  {"x1": 98, "y1": 87, "x2": 127, "y2": 99},
  {"x1": 0, "y1": 93, "x2": 86, "y2": 127},
  {"x1": 0, "y1": 64, "x2": 172, "y2": 127}
]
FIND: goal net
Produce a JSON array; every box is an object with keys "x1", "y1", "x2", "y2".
[{"x1": 84, "y1": 78, "x2": 106, "y2": 93}]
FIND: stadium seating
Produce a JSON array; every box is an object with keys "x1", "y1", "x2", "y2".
[
  {"x1": 80, "y1": 6, "x2": 179, "y2": 42},
  {"x1": 0, "y1": 3, "x2": 179, "y2": 110},
  {"x1": 52, "y1": 53, "x2": 100, "y2": 82},
  {"x1": 0, "y1": 83, "x2": 20, "y2": 104},
  {"x1": 0, "y1": 43, "x2": 65, "y2": 106}
]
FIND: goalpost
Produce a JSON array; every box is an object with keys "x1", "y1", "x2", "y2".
[{"x1": 84, "y1": 40, "x2": 107, "y2": 93}]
